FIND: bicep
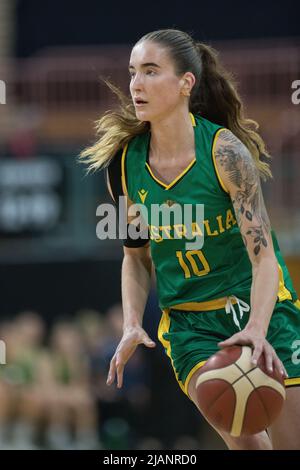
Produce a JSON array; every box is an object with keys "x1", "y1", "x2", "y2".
[{"x1": 214, "y1": 130, "x2": 275, "y2": 264}]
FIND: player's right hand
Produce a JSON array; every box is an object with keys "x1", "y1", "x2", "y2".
[{"x1": 106, "y1": 325, "x2": 156, "y2": 388}]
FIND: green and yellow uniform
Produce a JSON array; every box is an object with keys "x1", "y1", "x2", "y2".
[{"x1": 108, "y1": 113, "x2": 300, "y2": 396}]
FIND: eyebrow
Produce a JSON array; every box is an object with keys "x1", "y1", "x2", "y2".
[{"x1": 128, "y1": 62, "x2": 161, "y2": 70}]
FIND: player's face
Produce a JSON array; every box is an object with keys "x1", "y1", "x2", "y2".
[{"x1": 129, "y1": 41, "x2": 185, "y2": 122}]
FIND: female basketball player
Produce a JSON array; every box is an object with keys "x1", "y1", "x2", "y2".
[{"x1": 81, "y1": 29, "x2": 300, "y2": 450}]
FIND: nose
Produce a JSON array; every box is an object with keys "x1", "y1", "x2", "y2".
[{"x1": 130, "y1": 72, "x2": 144, "y2": 91}]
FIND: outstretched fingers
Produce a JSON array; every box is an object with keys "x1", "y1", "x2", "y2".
[
  {"x1": 106, "y1": 328, "x2": 156, "y2": 390},
  {"x1": 116, "y1": 357, "x2": 125, "y2": 388},
  {"x1": 107, "y1": 354, "x2": 126, "y2": 388},
  {"x1": 107, "y1": 356, "x2": 116, "y2": 385}
]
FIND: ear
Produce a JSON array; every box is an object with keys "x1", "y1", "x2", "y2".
[{"x1": 180, "y1": 72, "x2": 196, "y2": 97}]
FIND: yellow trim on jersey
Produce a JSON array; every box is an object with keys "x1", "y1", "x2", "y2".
[
  {"x1": 284, "y1": 377, "x2": 300, "y2": 387},
  {"x1": 294, "y1": 299, "x2": 300, "y2": 310},
  {"x1": 171, "y1": 296, "x2": 237, "y2": 312},
  {"x1": 184, "y1": 360, "x2": 206, "y2": 396},
  {"x1": 277, "y1": 264, "x2": 293, "y2": 302},
  {"x1": 165, "y1": 158, "x2": 196, "y2": 190},
  {"x1": 145, "y1": 157, "x2": 196, "y2": 191},
  {"x1": 144, "y1": 112, "x2": 196, "y2": 190},
  {"x1": 158, "y1": 309, "x2": 185, "y2": 393},
  {"x1": 189, "y1": 112, "x2": 196, "y2": 127},
  {"x1": 212, "y1": 127, "x2": 229, "y2": 194},
  {"x1": 121, "y1": 144, "x2": 129, "y2": 196},
  {"x1": 145, "y1": 162, "x2": 168, "y2": 189}
]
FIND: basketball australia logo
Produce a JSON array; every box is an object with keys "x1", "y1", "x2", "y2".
[{"x1": 165, "y1": 200, "x2": 175, "y2": 207}]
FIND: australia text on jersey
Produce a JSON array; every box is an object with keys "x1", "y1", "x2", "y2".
[{"x1": 96, "y1": 196, "x2": 237, "y2": 250}]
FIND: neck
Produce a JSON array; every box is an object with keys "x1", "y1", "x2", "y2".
[{"x1": 149, "y1": 109, "x2": 195, "y2": 160}]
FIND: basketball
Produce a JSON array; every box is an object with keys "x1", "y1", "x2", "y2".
[{"x1": 195, "y1": 345, "x2": 286, "y2": 437}]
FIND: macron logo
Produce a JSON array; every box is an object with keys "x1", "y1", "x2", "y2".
[{"x1": 138, "y1": 189, "x2": 148, "y2": 203}]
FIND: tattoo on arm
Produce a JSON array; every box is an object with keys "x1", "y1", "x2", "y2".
[{"x1": 215, "y1": 130, "x2": 271, "y2": 256}]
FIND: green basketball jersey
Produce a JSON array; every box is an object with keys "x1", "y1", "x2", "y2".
[{"x1": 121, "y1": 113, "x2": 297, "y2": 309}]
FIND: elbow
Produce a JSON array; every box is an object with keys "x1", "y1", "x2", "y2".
[{"x1": 251, "y1": 253, "x2": 279, "y2": 276}]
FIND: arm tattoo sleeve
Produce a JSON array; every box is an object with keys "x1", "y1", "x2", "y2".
[{"x1": 215, "y1": 130, "x2": 271, "y2": 256}]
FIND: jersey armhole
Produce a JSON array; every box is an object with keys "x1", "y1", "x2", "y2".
[
  {"x1": 106, "y1": 148, "x2": 124, "y2": 201},
  {"x1": 106, "y1": 170, "x2": 115, "y2": 202},
  {"x1": 107, "y1": 148, "x2": 149, "y2": 248}
]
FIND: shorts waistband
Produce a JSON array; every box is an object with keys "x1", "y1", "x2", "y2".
[{"x1": 169, "y1": 296, "x2": 238, "y2": 312}]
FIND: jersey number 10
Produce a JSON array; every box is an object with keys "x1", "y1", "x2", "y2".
[{"x1": 176, "y1": 250, "x2": 210, "y2": 278}]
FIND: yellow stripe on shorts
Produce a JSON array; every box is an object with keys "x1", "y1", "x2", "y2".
[
  {"x1": 158, "y1": 309, "x2": 207, "y2": 397},
  {"x1": 158, "y1": 309, "x2": 186, "y2": 393},
  {"x1": 285, "y1": 377, "x2": 300, "y2": 387}
]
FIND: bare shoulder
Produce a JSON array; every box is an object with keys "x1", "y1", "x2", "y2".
[{"x1": 214, "y1": 128, "x2": 259, "y2": 193}]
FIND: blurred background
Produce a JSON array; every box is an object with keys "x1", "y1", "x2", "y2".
[{"x1": 0, "y1": 0, "x2": 299, "y2": 450}]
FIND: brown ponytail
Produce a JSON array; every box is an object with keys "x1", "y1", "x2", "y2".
[{"x1": 191, "y1": 42, "x2": 271, "y2": 179}]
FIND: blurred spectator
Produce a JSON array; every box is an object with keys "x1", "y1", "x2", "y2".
[
  {"x1": 41, "y1": 320, "x2": 99, "y2": 449},
  {"x1": 8, "y1": 130, "x2": 37, "y2": 159},
  {"x1": 87, "y1": 303, "x2": 153, "y2": 449},
  {"x1": 0, "y1": 311, "x2": 47, "y2": 449}
]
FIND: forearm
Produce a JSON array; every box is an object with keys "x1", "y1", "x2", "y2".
[
  {"x1": 121, "y1": 252, "x2": 152, "y2": 330},
  {"x1": 248, "y1": 257, "x2": 279, "y2": 335}
]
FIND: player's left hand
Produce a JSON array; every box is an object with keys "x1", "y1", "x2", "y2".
[{"x1": 218, "y1": 324, "x2": 288, "y2": 378}]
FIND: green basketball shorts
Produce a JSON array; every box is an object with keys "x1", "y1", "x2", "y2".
[{"x1": 158, "y1": 296, "x2": 300, "y2": 398}]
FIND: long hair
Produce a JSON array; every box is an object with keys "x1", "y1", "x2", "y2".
[{"x1": 80, "y1": 29, "x2": 271, "y2": 178}]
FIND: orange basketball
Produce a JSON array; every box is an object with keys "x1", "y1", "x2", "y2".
[{"x1": 195, "y1": 345, "x2": 286, "y2": 437}]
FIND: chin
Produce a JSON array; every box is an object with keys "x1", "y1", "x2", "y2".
[{"x1": 135, "y1": 110, "x2": 151, "y2": 122}]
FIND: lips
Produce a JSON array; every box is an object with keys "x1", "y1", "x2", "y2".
[{"x1": 134, "y1": 98, "x2": 148, "y2": 105}]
